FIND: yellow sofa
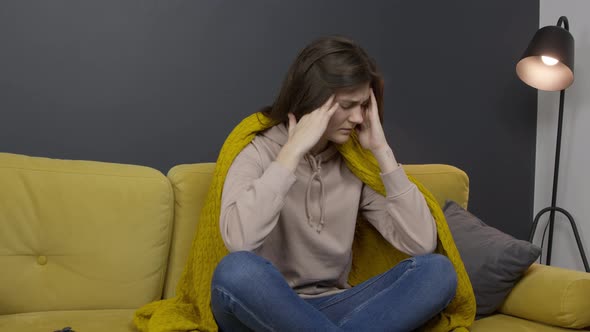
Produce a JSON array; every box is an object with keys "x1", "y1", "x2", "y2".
[{"x1": 1, "y1": 152, "x2": 589, "y2": 332}]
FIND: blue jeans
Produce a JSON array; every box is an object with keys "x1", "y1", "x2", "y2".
[{"x1": 211, "y1": 251, "x2": 457, "y2": 332}]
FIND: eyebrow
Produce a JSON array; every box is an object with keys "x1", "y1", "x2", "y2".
[{"x1": 338, "y1": 97, "x2": 371, "y2": 105}]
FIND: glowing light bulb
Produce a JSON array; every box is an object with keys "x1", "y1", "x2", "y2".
[{"x1": 541, "y1": 56, "x2": 559, "y2": 66}]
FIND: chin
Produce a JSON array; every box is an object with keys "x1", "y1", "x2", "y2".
[{"x1": 330, "y1": 134, "x2": 352, "y2": 145}]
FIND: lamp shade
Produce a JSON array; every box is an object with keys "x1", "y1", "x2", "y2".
[{"x1": 516, "y1": 23, "x2": 574, "y2": 91}]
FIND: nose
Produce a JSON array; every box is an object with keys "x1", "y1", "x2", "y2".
[{"x1": 348, "y1": 105, "x2": 364, "y2": 125}]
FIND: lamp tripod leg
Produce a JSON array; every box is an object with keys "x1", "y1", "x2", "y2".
[{"x1": 530, "y1": 207, "x2": 590, "y2": 272}]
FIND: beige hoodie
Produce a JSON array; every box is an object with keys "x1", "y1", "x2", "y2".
[{"x1": 220, "y1": 123, "x2": 437, "y2": 298}]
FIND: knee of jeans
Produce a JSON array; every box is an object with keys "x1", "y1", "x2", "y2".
[
  {"x1": 212, "y1": 251, "x2": 267, "y2": 293},
  {"x1": 417, "y1": 254, "x2": 458, "y2": 300}
]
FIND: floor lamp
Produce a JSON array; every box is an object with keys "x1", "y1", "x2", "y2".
[{"x1": 516, "y1": 16, "x2": 589, "y2": 272}]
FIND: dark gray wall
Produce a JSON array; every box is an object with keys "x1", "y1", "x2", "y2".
[{"x1": 0, "y1": 1, "x2": 539, "y2": 239}]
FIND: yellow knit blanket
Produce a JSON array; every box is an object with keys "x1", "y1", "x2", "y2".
[{"x1": 134, "y1": 112, "x2": 476, "y2": 332}]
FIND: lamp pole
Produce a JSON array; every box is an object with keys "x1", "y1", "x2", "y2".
[
  {"x1": 526, "y1": 17, "x2": 589, "y2": 272},
  {"x1": 529, "y1": 88, "x2": 589, "y2": 272},
  {"x1": 546, "y1": 89, "x2": 565, "y2": 265}
]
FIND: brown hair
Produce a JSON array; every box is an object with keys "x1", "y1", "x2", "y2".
[{"x1": 260, "y1": 36, "x2": 384, "y2": 125}]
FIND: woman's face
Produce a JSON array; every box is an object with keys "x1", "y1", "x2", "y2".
[{"x1": 322, "y1": 83, "x2": 371, "y2": 145}]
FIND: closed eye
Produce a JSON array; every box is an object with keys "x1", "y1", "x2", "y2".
[{"x1": 339, "y1": 97, "x2": 371, "y2": 110}]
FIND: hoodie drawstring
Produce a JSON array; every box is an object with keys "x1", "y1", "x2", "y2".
[{"x1": 305, "y1": 154, "x2": 326, "y2": 233}]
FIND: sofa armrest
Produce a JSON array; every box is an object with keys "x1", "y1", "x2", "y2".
[{"x1": 497, "y1": 263, "x2": 590, "y2": 329}]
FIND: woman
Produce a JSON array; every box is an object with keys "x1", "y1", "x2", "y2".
[{"x1": 210, "y1": 36, "x2": 457, "y2": 332}]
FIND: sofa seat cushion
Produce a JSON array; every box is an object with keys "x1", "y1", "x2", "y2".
[
  {"x1": 0, "y1": 309, "x2": 137, "y2": 332},
  {"x1": 471, "y1": 314, "x2": 581, "y2": 332}
]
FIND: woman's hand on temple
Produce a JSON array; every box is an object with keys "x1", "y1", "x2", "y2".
[
  {"x1": 276, "y1": 95, "x2": 338, "y2": 171},
  {"x1": 285, "y1": 95, "x2": 338, "y2": 156},
  {"x1": 356, "y1": 89, "x2": 388, "y2": 152}
]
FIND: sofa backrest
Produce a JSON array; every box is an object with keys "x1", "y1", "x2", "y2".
[
  {"x1": 403, "y1": 164, "x2": 470, "y2": 210},
  {"x1": 0, "y1": 153, "x2": 174, "y2": 314},
  {"x1": 162, "y1": 163, "x2": 215, "y2": 299},
  {"x1": 161, "y1": 162, "x2": 469, "y2": 297}
]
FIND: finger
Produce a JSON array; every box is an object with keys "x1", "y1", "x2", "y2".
[
  {"x1": 369, "y1": 89, "x2": 379, "y2": 121},
  {"x1": 287, "y1": 113, "x2": 296, "y2": 138},
  {"x1": 361, "y1": 104, "x2": 368, "y2": 122},
  {"x1": 370, "y1": 89, "x2": 378, "y2": 112},
  {"x1": 361, "y1": 108, "x2": 371, "y2": 129},
  {"x1": 327, "y1": 98, "x2": 339, "y2": 114},
  {"x1": 321, "y1": 94, "x2": 336, "y2": 111}
]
